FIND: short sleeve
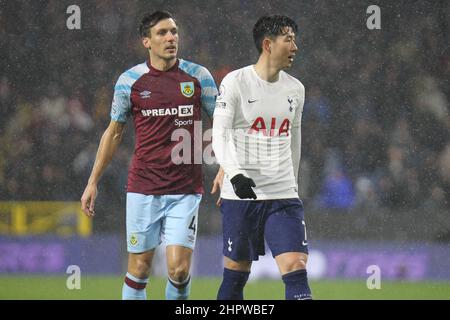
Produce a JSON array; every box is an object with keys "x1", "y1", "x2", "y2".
[
  {"x1": 110, "y1": 73, "x2": 132, "y2": 123},
  {"x1": 198, "y1": 66, "x2": 218, "y2": 118}
]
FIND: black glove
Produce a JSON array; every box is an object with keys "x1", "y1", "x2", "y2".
[{"x1": 230, "y1": 174, "x2": 257, "y2": 199}]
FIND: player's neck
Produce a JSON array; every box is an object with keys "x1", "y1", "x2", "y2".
[
  {"x1": 254, "y1": 57, "x2": 280, "y2": 83},
  {"x1": 149, "y1": 55, "x2": 177, "y2": 72}
]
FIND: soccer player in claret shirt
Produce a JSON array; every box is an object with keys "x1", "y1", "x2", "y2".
[
  {"x1": 81, "y1": 11, "x2": 217, "y2": 300},
  {"x1": 211, "y1": 15, "x2": 312, "y2": 300}
]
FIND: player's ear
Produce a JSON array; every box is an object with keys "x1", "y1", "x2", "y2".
[
  {"x1": 142, "y1": 37, "x2": 151, "y2": 49},
  {"x1": 262, "y1": 38, "x2": 271, "y2": 54}
]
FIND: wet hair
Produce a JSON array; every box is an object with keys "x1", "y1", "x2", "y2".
[
  {"x1": 253, "y1": 15, "x2": 298, "y2": 54},
  {"x1": 139, "y1": 10, "x2": 176, "y2": 37}
]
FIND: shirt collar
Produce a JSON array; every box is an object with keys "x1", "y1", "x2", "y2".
[{"x1": 146, "y1": 58, "x2": 179, "y2": 75}]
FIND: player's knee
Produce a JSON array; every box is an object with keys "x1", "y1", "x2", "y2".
[
  {"x1": 224, "y1": 257, "x2": 252, "y2": 272},
  {"x1": 130, "y1": 258, "x2": 151, "y2": 278},
  {"x1": 285, "y1": 257, "x2": 307, "y2": 273},
  {"x1": 294, "y1": 259, "x2": 307, "y2": 270},
  {"x1": 168, "y1": 264, "x2": 190, "y2": 283}
]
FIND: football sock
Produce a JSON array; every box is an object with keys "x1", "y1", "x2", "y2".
[
  {"x1": 165, "y1": 274, "x2": 191, "y2": 300},
  {"x1": 217, "y1": 268, "x2": 250, "y2": 300},
  {"x1": 122, "y1": 272, "x2": 148, "y2": 300},
  {"x1": 282, "y1": 269, "x2": 312, "y2": 300}
]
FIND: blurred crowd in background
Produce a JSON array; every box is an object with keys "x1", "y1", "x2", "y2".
[{"x1": 0, "y1": 0, "x2": 448, "y2": 236}]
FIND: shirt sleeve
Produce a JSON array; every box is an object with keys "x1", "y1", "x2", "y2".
[
  {"x1": 198, "y1": 66, "x2": 218, "y2": 118},
  {"x1": 212, "y1": 74, "x2": 244, "y2": 179},
  {"x1": 291, "y1": 84, "x2": 305, "y2": 184},
  {"x1": 110, "y1": 73, "x2": 132, "y2": 123}
]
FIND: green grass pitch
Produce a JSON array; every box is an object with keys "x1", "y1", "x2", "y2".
[{"x1": 0, "y1": 276, "x2": 449, "y2": 300}]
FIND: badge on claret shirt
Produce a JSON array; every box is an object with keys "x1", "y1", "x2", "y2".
[{"x1": 180, "y1": 82, "x2": 194, "y2": 98}]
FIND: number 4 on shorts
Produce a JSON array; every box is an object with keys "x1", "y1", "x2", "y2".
[{"x1": 189, "y1": 216, "x2": 196, "y2": 235}]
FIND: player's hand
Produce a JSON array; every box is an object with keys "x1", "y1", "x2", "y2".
[
  {"x1": 81, "y1": 183, "x2": 98, "y2": 217},
  {"x1": 211, "y1": 167, "x2": 224, "y2": 206},
  {"x1": 230, "y1": 174, "x2": 257, "y2": 200}
]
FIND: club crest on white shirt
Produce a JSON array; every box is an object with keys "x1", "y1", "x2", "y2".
[
  {"x1": 217, "y1": 84, "x2": 225, "y2": 100},
  {"x1": 288, "y1": 96, "x2": 294, "y2": 112}
]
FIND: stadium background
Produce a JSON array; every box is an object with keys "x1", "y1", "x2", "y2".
[{"x1": 0, "y1": 0, "x2": 449, "y2": 299}]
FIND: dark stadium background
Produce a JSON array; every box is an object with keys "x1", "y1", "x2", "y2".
[{"x1": 0, "y1": 0, "x2": 449, "y2": 299}]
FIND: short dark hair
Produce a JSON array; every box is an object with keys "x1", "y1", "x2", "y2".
[
  {"x1": 253, "y1": 15, "x2": 298, "y2": 54},
  {"x1": 139, "y1": 10, "x2": 176, "y2": 37}
]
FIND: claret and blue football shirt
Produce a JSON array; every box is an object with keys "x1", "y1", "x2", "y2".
[{"x1": 111, "y1": 59, "x2": 217, "y2": 195}]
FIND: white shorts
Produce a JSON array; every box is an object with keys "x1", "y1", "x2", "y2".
[{"x1": 126, "y1": 192, "x2": 202, "y2": 253}]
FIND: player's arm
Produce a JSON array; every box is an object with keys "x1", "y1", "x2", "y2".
[
  {"x1": 291, "y1": 120, "x2": 301, "y2": 185},
  {"x1": 196, "y1": 66, "x2": 224, "y2": 203},
  {"x1": 212, "y1": 76, "x2": 241, "y2": 178},
  {"x1": 81, "y1": 120, "x2": 125, "y2": 217},
  {"x1": 291, "y1": 85, "x2": 305, "y2": 187},
  {"x1": 212, "y1": 76, "x2": 256, "y2": 199},
  {"x1": 81, "y1": 71, "x2": 131, "y2": 217},
  {"x1": 198, "y1": 66, "x2": 218, "y2": 121},
  {"x1": 213, "y1": 113, "x2": 256, "y2": 199},
  {"x1": 211, "y1": 166, "x2": 224, "y2": 206},
  {"x1": 212, "y1": 114, "x2": 245, "y2": 177}
]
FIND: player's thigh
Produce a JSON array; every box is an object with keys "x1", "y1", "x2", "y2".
[
  {"x1": 220, "y1": 199, "x2": 263, "y2": 261},
  {"x1": 163, "y1": 194, "x2": 202, "y2": 250},
  {"x1": 264, "y1": 199, "x2": 309, "y2": 258},
  {"x1": 126, "y1": 192, "x2": 164, "y2": 253}
]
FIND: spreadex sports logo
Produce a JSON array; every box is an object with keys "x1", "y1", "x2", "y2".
[{"x1": 141, "y1": 105, "x2": 194, "y2": 127}]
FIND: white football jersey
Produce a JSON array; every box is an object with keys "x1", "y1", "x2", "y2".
[{"x1": 212, "y1": 65, "x2": 305, "y2": 200}]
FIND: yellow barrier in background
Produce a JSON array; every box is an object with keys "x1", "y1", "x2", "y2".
[{"x1": 0, "y1": 202, "x2": 91, "y2": 237}]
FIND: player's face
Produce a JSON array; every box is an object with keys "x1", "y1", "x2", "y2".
[
  {"x1": 271, "y1": 27, "x2": 298, "y2": 69},
  {"x1": 146, "y1": 18, "x2": 179, "y2": 61}
]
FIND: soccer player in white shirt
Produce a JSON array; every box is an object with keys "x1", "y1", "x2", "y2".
[{"x1": 212, "y1": 15, "x2": 312, "y2": 300}]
